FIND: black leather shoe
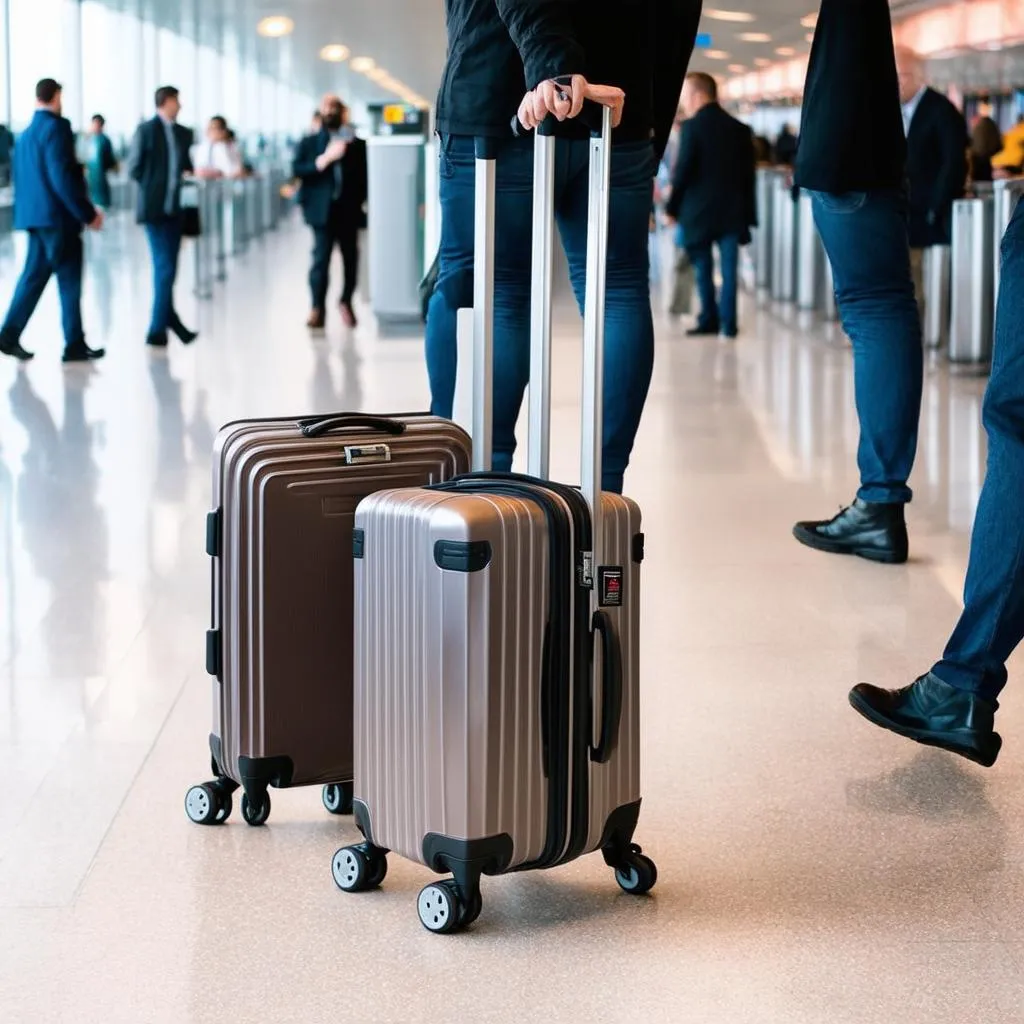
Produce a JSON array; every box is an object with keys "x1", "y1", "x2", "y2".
[
  {"x1": 793, "y1": 498, "x2": 908, "y2": 564},
  {"x1": 62, "y1": 340, "x2": 106, "y2": 363},
  {"x1": 146, "y1": 332, "x2": 169, "y2": 348},
  {"x1": 169, "y1": 319, "x2": 198, "y2": 344},
  {"x1": 686, "y1": 324, "x2": 720, "y2": 337},
  {"x1": 849, "y1": 674, "x2": 1002, "y2": 767},
  {"x1": 0, "y1": 333, "x2": 34, "y2": 361}
]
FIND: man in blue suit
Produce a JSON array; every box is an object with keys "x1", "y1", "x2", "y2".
[
  {"x1": 0, "y1": 79, "x2": 106, "y2": 363},
  {"x1": 128, "y1": 85, "x2": 197, "y2": 348}
]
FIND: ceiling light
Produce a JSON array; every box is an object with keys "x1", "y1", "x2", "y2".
[
  {"x1": 728, "y1": 64, "x2": 746, "y2": 73},
  {"x1": 702, "y1": 50, "x2": 730, "y2": 60},
  {"x1": 800, "y1": 12, "x2": 817, "y2": 28},
  {"x1": 319, "y1": 44, "x2": 350, "y2": 62},
  {"x1": 754, "y1": 57, "x2": 771, "y2": 67},
  {"x1": 350, "y1": 56, "x2": 376, "y2": 73},
  {"x1": 775, "y1": 46, "x2": 796, "y2": 56},
  {"x1": 365, "y1": 67, "x2": 389, "y2": 82},
  {"x1": 256, "y1": 15, "x2": 293, "y2": 38},
  {"x1": 738, "y1": 32, "x2": 771, "y2": 42},
  {"x1": 703, "y1": 9, "x2": 755, "y2": 22}
]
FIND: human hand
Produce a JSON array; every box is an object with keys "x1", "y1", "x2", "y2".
[
  {"x1": 317, "y1": 139, "x2": 348, "y2": 170},
  {"x1": 516, "y1": 76, "x2": 626, "y2": 132},
  {"x1": 88, "y1": 210, "x2": 105, "y2": 231}
]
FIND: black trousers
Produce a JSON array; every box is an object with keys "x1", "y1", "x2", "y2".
[{"x1": 309, "y1": 209, "x2": 359, "y2": 309}]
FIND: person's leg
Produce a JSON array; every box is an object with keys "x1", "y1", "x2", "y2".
[
  {"x1": 685, "y1": 241, "x2": 719, "y2": 333},
  {"x1": 145, "y1": 222, "x2": 174, "y2": 337},
  {"x1": 556, "y1": 140, "x2": 656, "y2": 494},
  {"x1": 811, "y1": 189, "x2": 923, "y2": 505},
  {"x1": 932, "y1": 201, "x2": 1024, "y2": 702},
  {"x1": 164, "y1": 220, "x2": 186, "y2": 330},
  {"x1": 52, "y1": 231, "x2": 85, "y2": 346},
  {"x1": 338, "y1": 222, "x2": 359, "y2": 306},
  {"x1": 1, "y1": 232, "x2": 52, "y2": 354},
  {"x1": 308, "y1": 225, "x2": 332, "y2": 315},
  {"x1": 717, "y1": 233, "x2": 741, "y2": 337}
]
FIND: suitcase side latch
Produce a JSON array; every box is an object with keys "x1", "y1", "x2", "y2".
[{"x1": 343, "y1": 444, "x2": 391, "y2": 465}]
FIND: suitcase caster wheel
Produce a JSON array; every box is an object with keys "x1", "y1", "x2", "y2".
[
  {"x1": 614, "y1": 849, "x2": 658, "y2": 896},
  {"x1": 459, "y1": 889, "x2": 483, "y2": 928},
  {"x1": 366, "y1": 850, "x2": 388, "y2": 889},
  {"x1": 185, "y1": 782, "x2": 231, "y2": 825},
  {"x1": 241, "y1": 791, "x2": 271, "y2": 827},
  {"x1": 332, "y1": 846, "x2": 370, "y2": 892},
  {"x1": 322, "y1": 782, "x2": 353, "y2": 815},
  {"x1": 417, "y1": 882, "x2": 462, "y2": 934}
]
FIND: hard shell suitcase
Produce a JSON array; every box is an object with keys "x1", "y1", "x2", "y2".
[
  {"x1": 332, "y1": 107, "x2": 655, "y2": 931},
  {"x1": 183, "y1": 412, "x2": 471, "y2": 827}
]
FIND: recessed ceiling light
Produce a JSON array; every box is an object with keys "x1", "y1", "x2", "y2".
[
  {"x1": 703, "y1": 49, "x2": 730, "y2": 60},
  {"x1": 728, "y1": 64, "x2": 746, "y2": 73},
  {"x1": 800, "y1": 12, "x2": 817, "y2": 28},
  {"x1": 319, "y1": 44, "x2": 350, "y2": 62},
  {"x1": 256, "y1": 15, "x2": 293, "y2": 38},
  {"x1": 704, "y1": 8, "x2": 756, "y2": 22},
  {"x1": 350, "y1": 56, "x2": 376, "y2": 73},
  {"x1": 738, "y1": 32, "x2": 771, "y2": 42},
  {"x1": 775, "y1": 46, "x2": 796, "y2": 56},
  {"x1": 754, "y1": 58, "x2": 771, "y2": 67},
  {"x1": 365, "y1": 67, "x2": 389, "y2": 82}
]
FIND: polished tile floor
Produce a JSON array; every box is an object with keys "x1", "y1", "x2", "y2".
[{"x1": 0, "y1": 213, "x2": 1021, "y2": 1023}]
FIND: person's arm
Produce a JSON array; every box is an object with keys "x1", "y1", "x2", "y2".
[
  {"x1": 180, "y1": 127, "x2": 194, "y2": 176},
  {"x1": 293, "y1": 136, "x2": 325, "y2": 181},
  {"x1": 44, "y1": 119, "x2": 97, "y2": 225},
  {"x1": 494, "y1": 0, "x2": 584, "y2": 89},
  {"x1": 930, "y1": 103, "x2": 968, "y2": 220},
  {"x1": 652, "y1": 0, "x2": 702, "y2": 163},
  {"x1": 127, "y1": 124, "x2": 146, "y2": 182},
  {"x1": 665, "y1": 119, "x2": 697, "y2": 220}
]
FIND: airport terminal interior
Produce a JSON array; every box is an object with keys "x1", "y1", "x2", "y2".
[{"x1": 2, "y1": 1, "x2": 1024, "y2": 1021}]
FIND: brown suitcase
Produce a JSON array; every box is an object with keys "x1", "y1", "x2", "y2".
[
  {"x1": 331, "y1": 108, "x2": 655, "y2": 932},
  {"x1": 183, "y1": 412, "x2": 471, "y2": 827}
]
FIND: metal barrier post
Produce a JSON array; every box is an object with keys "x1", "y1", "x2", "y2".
[
  {"x1": 922, "y1": 245, "x2": 951, "y2": 349},
  {"x1": 796, "y1": 189, "x2": 823, "y2": 311},
  {"x1": 949, "y1": 197, "x2": 994, "y2": 366},
  {"x1": 755, "y1": 167, "x2": 774, "y2": 292}
]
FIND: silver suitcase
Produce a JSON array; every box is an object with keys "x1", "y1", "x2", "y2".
[{"x1": 332, "y1": 108, "x2": 655, "y2": 933}]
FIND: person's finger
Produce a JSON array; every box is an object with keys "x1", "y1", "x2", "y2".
[
  {"x1": 532, "y1": 88, "x2": 550, "y2": 125},
  {"x1": 568, "y1": 75, "x2": 586, "y2": 119}
]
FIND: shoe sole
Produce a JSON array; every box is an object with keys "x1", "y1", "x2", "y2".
[
  {"x1": 792, "y1": 525, "x2": 907, "y2": 565},
  {"x1": 848, "y1": 689, "x2": 1002, "y2": 767}
]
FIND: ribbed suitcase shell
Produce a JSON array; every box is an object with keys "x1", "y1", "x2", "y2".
[
  {"x1": 207, "y1": 414, "x2": 471, "y2": 796},
  {"x1": 352, "y1": 485, "x2": 641, "y2": 869}
]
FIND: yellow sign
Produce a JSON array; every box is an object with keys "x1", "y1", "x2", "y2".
[{"x1": 382, "y1": 104, "x2": 408, "y2": 124}]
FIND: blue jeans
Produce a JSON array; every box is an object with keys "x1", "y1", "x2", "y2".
[
  {"x1": 144, "y1": 218, "x2": 184, "y2": 335},
  {"x1": 424, "y1": 133, "x2": 656, "y2": 494},
  {"x1": 1, "y1": 228, "x2": 84, "y2": 347},
  {"x1": 932, "y1": 198, "x2": 1024, "y2": 701},
  {"x1": 810, "y1": 189, "x2": 923, "y2": 504},
  {"x1": 686, "y1": 234, "x2": 740, "y2": 335}
]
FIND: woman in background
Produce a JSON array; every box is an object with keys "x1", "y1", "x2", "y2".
[
  {"x1": 86, "y1": 114, "x2": 117, "y2": 209},
  {"x1": 969, "y1": 115, "x2": 1003, "y2": 185}
]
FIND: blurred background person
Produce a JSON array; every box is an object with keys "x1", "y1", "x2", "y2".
[
  {"x1": 0, "y1": 78, "x2": 105, "y2": 363},
  {"x1": 895, "y1": 46, "x2": 968, "y2": 314},
  {"x1": 293, "y1": 94, "x2": 367, "y2": 330},
  {"x1": 665, "y1": 72, "x2": 757, "y2": 340},
  {"x1": 128, "y1": 84, "x2": 197, "y2": 348},
  {"x1": 191, "y1": 115, "x2": 242, "y2": 179},
  {"x1": 773, "y1": 122, "x2": 798, "y2": 166},
  {"x1": 85, "y1": 113, "x2": 117, "y2": 209},
  {"x1": 969, "y1": 114, "x2": 1003, "y2": 185},
  {"x1": 0, "y1": 122, "x2": 14, "y2": 188},
  {"x1": 991, "y1": 114, "x2": 1024, "y2": 178}
]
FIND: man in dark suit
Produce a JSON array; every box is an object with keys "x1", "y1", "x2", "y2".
[
  {"x1": 665, "y1": 72, "x2": 756, "y2": 340},
  {"x1": 0, "y1": 78, "x2": 105, "y2": 363},
  {"x1": 895, "y1": 46, "x2": 968, "y2": 314},
  {"x1": 293, "y1": 95, "x2": 368, "y2": 330},
  {"x1": 128, "y1": 85, "x2": 197, "y2": 348}
]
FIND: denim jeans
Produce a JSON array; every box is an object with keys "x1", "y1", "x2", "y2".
[
  {"x1": 424, "y1": 133, "x2": 656, "y2": 494},
  {"x1": 1, "y1": 228, "x2": 84, "y2": 347},
  {"x1": 809, "y1": 189, "x2": 923, "y2": 504},
  {"x1": 932, "y1": 198, "x2": 1024, "y2": 701},
  {"x1": 686, "y1": 233, "x2": 740, "y2": 335},
  {"x1": 144, "y1": 218, "x2": 184, "y2": 335}
]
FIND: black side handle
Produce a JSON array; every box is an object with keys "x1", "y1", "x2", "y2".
[
  {"x1": 590, "y1": 610, "x2": 623, "y2": 764},
  {"x1": 299, "y1": 415, "x2": 407, "y2": 438},
  {"x1": 539, "y1": 621, "x2": 552, "y2": 779}
]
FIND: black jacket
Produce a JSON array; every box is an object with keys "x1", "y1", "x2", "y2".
[
  {"x1": 794, "y1": 0, "x2": 906, "y2": 194},
  {"x1": 127, "y1": 116, "x2": 194, "y2": 224},
  {"x1": 435, "y1": 0, "x2": 702, "y2": 161},
  {"x1": 665, "y1": 103, "x2": 757, "y2": 249},
  {"x1": 292, "y1": 131, "x2": 368, "y2": 228},
  {"x1": 905, "y1": 87, "x2": 968, "y2": 247}
]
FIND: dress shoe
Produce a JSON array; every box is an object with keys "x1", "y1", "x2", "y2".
[
  {"x1": 849, "y1": 673, "x2": 1002, "y2": 767},
  {"x1": 62, "y1": 340, "x2": 106, "y2": 363},
  {"x1": 686, "y1": 324, "x2": 719, "y2": 337},
  {"x1": 340, "y1": 301, "x2": 358, "y2": 328},
  {"x1": 146, "y1": 332, "x2": 169, "y2": 348},
  {"x1": 307, "y1": 309, "x2": 325, "y2": 330},
  {"x1": 793, "y1": 498, "x2": 908, "y2": 564},
  {"x1": 170, "y1": 322, "x2": 199, "y2": 344},
  {"x1": 0, "y1": 332, "x2": 34, "y2": 361}
]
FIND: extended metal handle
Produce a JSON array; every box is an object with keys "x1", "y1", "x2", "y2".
[{"x1": 472, "y1": 138, "x2": 497, "y2": 470}]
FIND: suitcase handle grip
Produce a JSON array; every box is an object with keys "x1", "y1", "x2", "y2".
[
  {"x1": 299, "y1": 415, "x2": 408, "y2": 438},
  {"x1": 590, "y1": 610, "x2": 622, "y2": 765}
]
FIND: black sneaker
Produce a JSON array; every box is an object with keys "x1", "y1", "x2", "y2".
[
  {"x1": 62, "y1": 340, "x2": 106, "y2": 363},
  {"x1": 793, "y1": 498, "x2": 908, "y2": 564}
]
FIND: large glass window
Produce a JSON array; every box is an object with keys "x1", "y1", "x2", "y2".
[{"x1": 8, "y1": 0, "x2": 71, "y2": 129}]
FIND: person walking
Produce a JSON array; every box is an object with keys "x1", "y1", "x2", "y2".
[
  {"x1": 127, "y1": 85, "x2": 197, "y2": 348},
  {"x1": 293, "y1": 95, "x2": 368, "y2": 330},
  {"x1": 86, "y1": 114, "x2": 117, "y2": 210},
  {"x1": 424, "y1": 0, "x2": 702, "y2": 494},
  {"x1": 664, "y1": 72, "x2": 756, "y2": 340},
  {"x1": 790, "y1": 0, "x2": 923, "y2": 566},
  {"x1": 0, "y1": 79, "x2": 105, "y2": 363}
]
